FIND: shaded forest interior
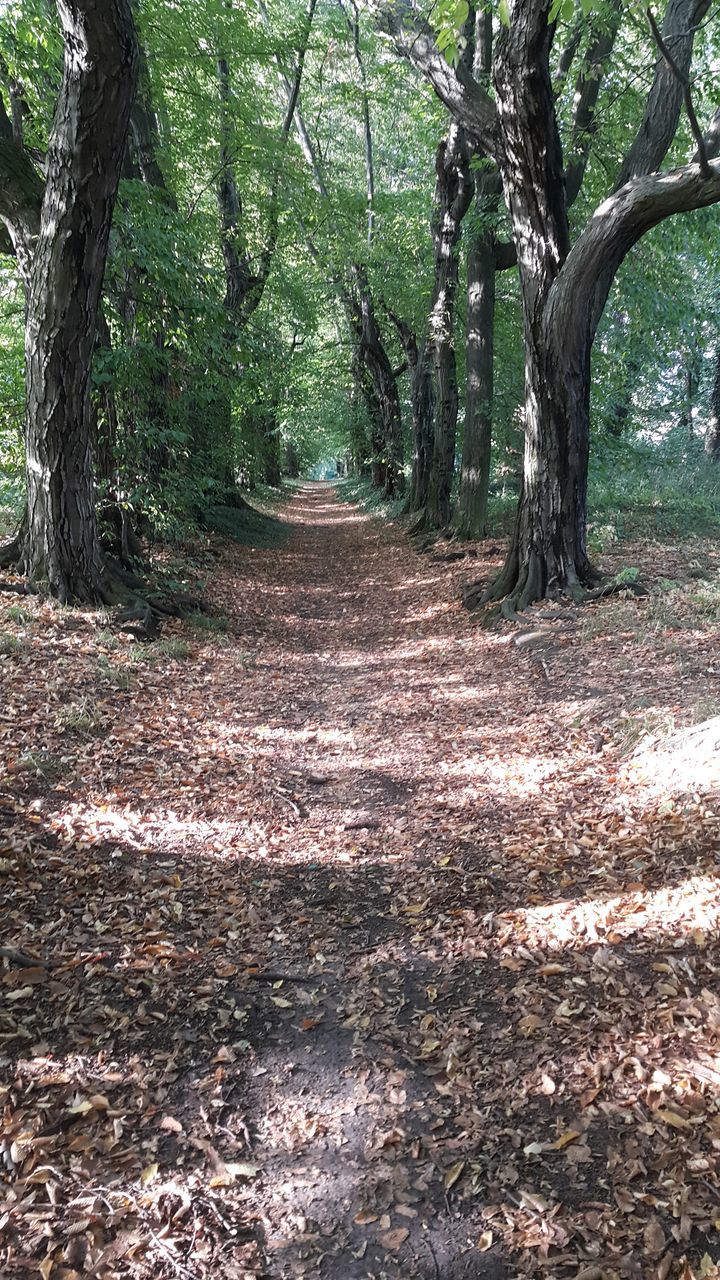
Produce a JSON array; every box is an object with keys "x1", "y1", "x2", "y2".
[{"x1": 2, "y1": 0, "x2": 720, "y2": 1277}]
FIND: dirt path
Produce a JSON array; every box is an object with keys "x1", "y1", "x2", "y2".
[{"x1": 2, "y1": 483, "x2": 720, "y2": 1279}]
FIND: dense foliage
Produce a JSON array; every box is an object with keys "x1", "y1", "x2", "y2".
[{"x1": 1, "y1": 0, "x2": 720, "y2": 578}]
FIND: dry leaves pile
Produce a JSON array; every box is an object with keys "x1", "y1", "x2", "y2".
[{"x1": 1, "y1": 484, "x2": 720, "y2": 1279}]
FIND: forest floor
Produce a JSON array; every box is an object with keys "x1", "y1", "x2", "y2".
[{"x1": 2, "y1": 483, "x2": 720, "y2": 1280}]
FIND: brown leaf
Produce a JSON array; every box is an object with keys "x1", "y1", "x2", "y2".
[
  {"x1": 380, "y1": 1227, "x2": 409, "y2": 1251},
  {"x1": 644, "y1": 1217, "x2": 665, "y2": 1258}
]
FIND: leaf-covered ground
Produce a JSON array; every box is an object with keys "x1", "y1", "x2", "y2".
[{"x1": 2, "y1": 483, "x2": 720, "y2": 1280}]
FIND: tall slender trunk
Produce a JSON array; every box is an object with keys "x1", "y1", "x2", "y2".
[
  {"x1": 348, "y1": 275, "x2": 403, "y2": 494},
  {"x1": 424, "y1": 125, "x2": 474, "y2": 529},
  {"x1": 389, "y1": 318, "x2": 434, "y2": 512},
  {"x1": 705, "y1": 343, "x2": 720, "y2": 461},
  {"x1": 456, "y1": 196, "x2": 495, "y2": 538},
  {"x1": 456, "y1": 13, "x2": 496, "y2": 539},
  {"x1": 14, "y1": 1, "x2": 138, "y2": 601},
  {"x1": 678, "y1": 339, "x2": 701, "y2": 437}
]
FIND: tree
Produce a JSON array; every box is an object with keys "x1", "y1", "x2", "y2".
[
  {"x1": 378, "y1": 0, "x2": 720, "y2": 611},
  {"x1": 423, "y1": 123, "x2": 474, "y2": 528},
  {"x1": 0, "y1": 0, "x2": 138, "y2": 602},
  {"x1": 705, "y1": 343, "x2": 720, "y2": 460}
]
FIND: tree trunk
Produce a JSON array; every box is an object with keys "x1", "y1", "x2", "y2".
[
  {"x1": 705, "y1": 343, "x2": 720, "y2": 461},
  {"x1": 285, "y1": 441, "x2": 301, "y2": 478},
  {"x1": 456, "y1": 206, "x2": 495, "y2": 538},
  {"x1": 678, "y1": 340, "x2": 701, "y2": 437},
  {"x1": 261, "y1": 402, "x2": 282, "y2": 487},
  {"x1": 407, "y1": 340, "x2": 434, "y2": 511},
  {"x1": 356, "y1": 270, "x2": 404, "y2": 497},
  {"x1": 424, "y1": 125, "x2": 474, "y2": 529},
  {"x1": 378, "y1": 0, "x2": 718, "y2": 611},
  {"x1": 348, "y1": 278, "x2": 402, "y2": 494},
  {"x1": 387, "y1": 313, "x2": 434, "y2": 511},
  {"x1": 15, "y1": 1, "x2": 138, "y2": 601}
]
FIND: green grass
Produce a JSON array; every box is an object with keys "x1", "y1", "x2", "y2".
[
  {"x1": 4, "y1": 605, "x2": 32, "y2": 625},
  {"x1": 0, "y1": 632, "x2": 23, "y2": 656},
  {"x1": 200, "y1": 499, "x2": 289, "y2": 548},
  {"x1": 337, "y1": 475, "x2": 408, "y2": 521},
  {"x1": 95, "y1": 628, "x2": 120, "y2": 650},
  {"x1": 188, "y1": 611, "x2": 229, "y2": 633},
  {"x1": 55, "y1": 699, "x2": 103, "y2": 735},
  {"x1": 97, "y1": 655, "x2": 132, "y2": 690},
  {"x1": 154, "y1": 637, "x2": 192, "y2": 660}
]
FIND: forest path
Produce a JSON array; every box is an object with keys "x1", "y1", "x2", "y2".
[{"x1": 3, "y1": 483, "x2": 720, "y2": 1279}]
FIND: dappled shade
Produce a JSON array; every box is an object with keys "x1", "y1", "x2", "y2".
[{"x1": 2, "y1": 486, "x2": 720, "y2": 1278}]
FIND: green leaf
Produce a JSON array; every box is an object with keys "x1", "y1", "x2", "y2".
[{"x1": 498, "y1": 0, "x2": 511, "y2": 25}]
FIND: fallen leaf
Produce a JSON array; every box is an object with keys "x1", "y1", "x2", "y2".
[
  {"x1": 443, "y1": 1159, "x2": 465, "y2": 1190},
  {"x1": 380, "y1": 1227, "x2": 409, "y2": 1251},
  {"x1": 552, "y1": 1129, "x2": 582, "y2": 1150},
  {"x1": 656, "y1": 1109, "x2": 690, "y2": 1129},
  {"x1": 160, "y1": 1116, "x2": 184, "y2": 1133},
  {"x1": 644, "y1": 1216, "x2": 665, "y2": 1258}
]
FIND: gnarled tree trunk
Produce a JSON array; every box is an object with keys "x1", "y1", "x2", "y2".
[
  {"x1": 378, "y1": 0, "x2": 717, "y2": 610},
  {"x1": 0, "y1": 0, "x2": 138, "y2": 601}
]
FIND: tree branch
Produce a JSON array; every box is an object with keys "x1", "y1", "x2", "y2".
[
  {"x1": 646, "y1": 3, "x2": 710, "y2": 176},
  {"x1": 549, "y1": 157, "x2": 720, "y2": 350},
  {"x1": 372, "y1": 0, "x2": 498, "y2": 158},
  {"x1": 564, "y1": 0, "x2": 623, "y2": 204},
  {"x1": 612, "y1": 0, "x2": 710, "y2": 189}
]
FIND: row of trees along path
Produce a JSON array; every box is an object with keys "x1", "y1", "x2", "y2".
[
  {"x1": 4, "y1": 0, "x2": 720, "y2": 617},
  {"x1": 3, "y1": 483, "x2": 720, "y2": 1278}
]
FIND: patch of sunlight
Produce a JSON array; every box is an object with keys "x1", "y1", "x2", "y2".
[
  {"x1": 623, "y1": 717, "x2": 720, "y2": 798},
  {"x1": 464, "y1": 754, "x2": 560, "y2": 792},
  {"x1": 403, "y1": 603, "x2": 454, "y2": 623},
  {"x1": 499, "y1": 874, "x2": 720, "y2": 951},
  {"x1": 251, "y1": 724, "x2": 356, "y2": 747},
  {"x1": 50, "y1": 800, "x2": 270, "y2": 858}
]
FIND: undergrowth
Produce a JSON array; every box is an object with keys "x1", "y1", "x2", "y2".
[
  {"x1": 200, "y1": 501, "x2": 289, "y2": 548},
  {"x1": 337, "y1": 476, "x2": 408, "y2": 521},
  {"x1": 588, "y1": 431, "x2": 720, "y2": 550}
]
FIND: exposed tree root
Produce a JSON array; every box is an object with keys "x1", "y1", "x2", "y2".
[
  {"x1": 0, "y1": 547, "x2": 207, "y2": 640},
  {"x1": 407, "y1": 508, "x2": 427, "y2": 537},
  {"x1": 463, "y1": 548, "x2": 613, "y2": 618}
]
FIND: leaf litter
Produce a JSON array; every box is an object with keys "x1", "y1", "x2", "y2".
[{"x1": 0, "y1": 485, "x2": 719, "y2": 1278}]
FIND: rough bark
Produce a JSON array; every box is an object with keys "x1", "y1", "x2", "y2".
[
  {"x1": 388, "y1": 313, "x2": 434, "y2": 511},
  {"x1": 377, "y1": 0, "x2": 719, "y2": 609},
  {"x1": 677, "y1": 339, "x2": 701, "y2": 436},
  {"x1": 456, "y1": 196, "x2": 495, "y2": 538},
  {"x1": 424, "y1": 125, "x2": 474, "y2": 530},
  {"x1": 375, "y1": 0, "x2": 498, "y2": 155},
  {"x1": 348, "y1": 271, "x2": 404, "y2": 496},
  {"x1": 285, "y1": 441, "x2": 301, "y2": 478},
  {"x1": 1, "y1": 1, "x2": 138, "y2": 602}
]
